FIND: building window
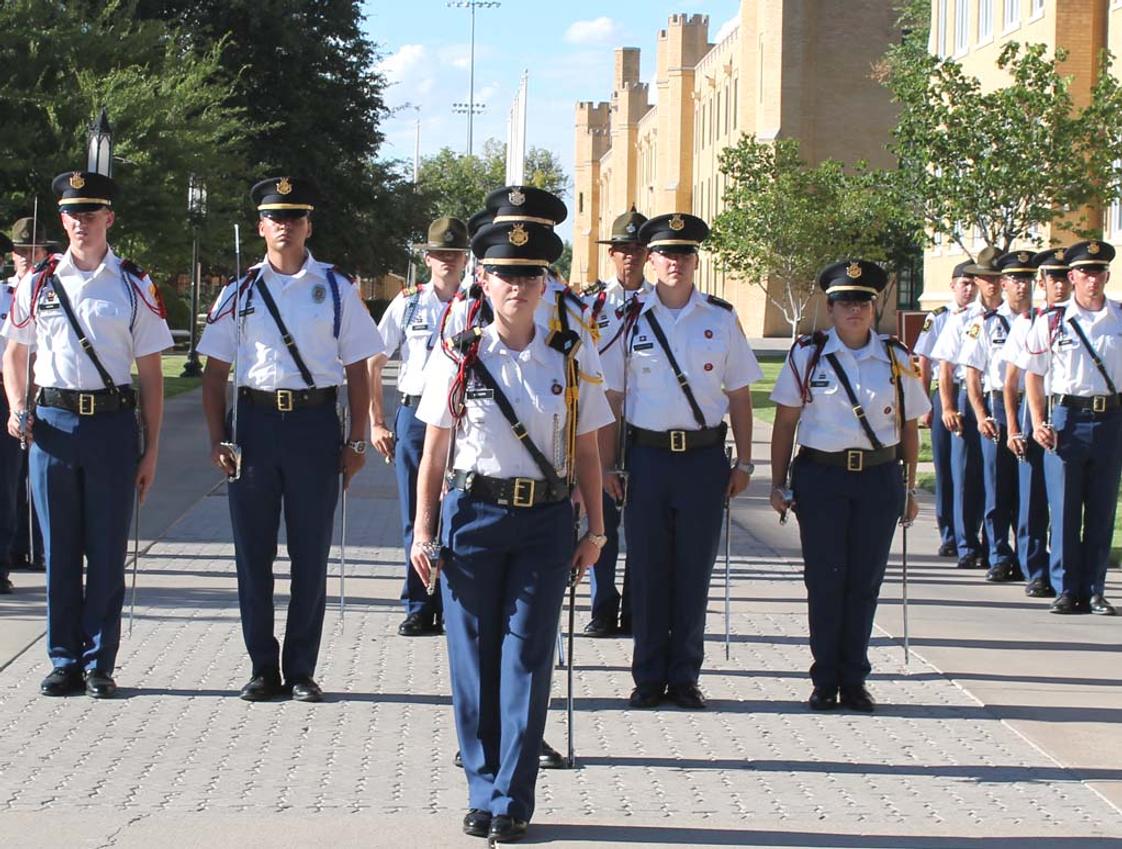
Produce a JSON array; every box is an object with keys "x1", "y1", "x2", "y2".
[
  {"x1": 1030, "y1": 0, "x2": 1044, "y2": 19},
  {"x1": 1004, "y1": 0, "x2": 1020, "y2": 30},
  {"x1": 724, "y1": 85, "x2": 730, "y2": 135},
  {"x1": 732, "y1": 78, "x2": 738, "y2": 129},
  {"x1": 714, "y1": 94, "x2": 720, "y2": 144},
  {"x1": 758, "y1": 35, "x2": 765, "y2": 102},
  {"x1": 578, "y1": 193, "x2": 583, "y2": 214},
  {"x1": 978, "y1": 0, "x2": 993, "y2": 41},
  {"x1": 955, "y1": 0, "x2": 969, "y2": 55},
  {"x1": 937, "y1": 0, "x2": 948, "y2": 57}
]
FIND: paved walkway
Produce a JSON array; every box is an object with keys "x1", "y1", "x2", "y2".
[{"x1": 2, "y1": 383, "x2": 1121, "y2": 848}]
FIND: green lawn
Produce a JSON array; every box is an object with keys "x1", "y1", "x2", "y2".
[
  {"x1": 750, "y1": 356, "x2": 785, "y2": 423},
  {"x1": 131, "y1": 352, "x2": 203, "y2": 399}
]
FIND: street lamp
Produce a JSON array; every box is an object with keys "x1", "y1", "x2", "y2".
[
  {"x1": 181, "y1": 174, "x2": 207, "y2": 378},
  {"x1": 447, "y1": 1, "x2": 500, "y2": 156},
  {"x1": 87, "y1": 108, "x2": 113, "y2": 177}
]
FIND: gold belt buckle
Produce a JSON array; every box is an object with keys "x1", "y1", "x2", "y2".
[
  {"x1": 512, "y1": 478, "x2": 536, "y2": 508},
  {"x1": 669, "y1": 430, "x2": 687, "y2": 453},
  {"x1": 846, "y1": 449, "x2": 864, "y2": 472},
  {"x1": 78, "y1": 393, "x2": 96, "y2": 416},
  {"x1": 276, "y1": 389, "x2": 294, "y2": 412},
  {"x1": 1093, "y1": 395, "x2": 1107, "y2": 413}
]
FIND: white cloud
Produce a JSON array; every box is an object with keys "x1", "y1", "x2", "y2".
[
  {"x1": 713, "y1": 15, "x2": 738, "y2": 45},
  {"x1": 564, "y1": 16, "x2": 620, "y2": 46},
  {"x1": 378, "y1": 43, "x2": 426, "y2": 85}
]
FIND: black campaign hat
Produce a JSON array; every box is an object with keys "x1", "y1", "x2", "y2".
[
  {"x1": 250, "y1": 176, "x2": 317, "y2": 218},
  {"x1": 52, "y1": 171, "x2": 118, "y2": 213},
  {"x1": 484, "y1": 186, "x2": 567, "y2": 227},
  {"x1": 1033, "y1": 247, "x2": 1069, "y2": 275},
  {"x1": 996, "y1": 249, "x2": 1037, "y2": 277},
  {"x1": 639, "y1": 213, "x2": 709, "y2": 254},
  {"x1": 817, "y1": 259, "x2": 888, "y2": 302},
  {"x1": 1065, "y1": 240, "x2": 1115, "y2": 270},
  {"x1": 598, "y1": 206, "x2": 648, "y2": 245},
  {"x1": 471, "y1": 220, "x2": 563, "y2": 277}
]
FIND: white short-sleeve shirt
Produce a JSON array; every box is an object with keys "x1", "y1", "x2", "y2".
[
  {"x1": 911, "y1": 305, "x2": 952, "y2": 361},
  {"x1": 930, "y1": 303, "x2": 983, "y2": 383},
  {"x1": 1, "y1": 248, "x2": 173, "y2": 389},
  {"x1": 1017, "y1": 299, "x2": 1122, "y2": 396},
  {"x1": 377, "y1": 284, "x2": 455, "y2": 396},
  {"x1": 198, "y1": 251, "x2": 383, "y2": 389},
  {"x1": 956, "y1": 302, "x2": 1015, "y2": 392}
]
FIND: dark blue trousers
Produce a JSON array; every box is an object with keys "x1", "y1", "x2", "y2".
[
  {"x1": 588, "y1": 491, "x2": 629, "y2": 625},
  {"x1": 10, "y1": 451, "x2": 43, "y2": 564},
  {"x1": 792, "y1": 456, "x2": 903, "y2": 690},
  {"x1": 0, "y1": 393, "x2": 22, "y2": 577},
  {"x1": 1015, "y1": 398, "x2": 1049, "y2": 584},
  {"x1": 31, "y1": 405, "x2": 138, "y2": 674},
  {"x1": 227, "y1": 399, "x2": 340, "y2": 681},
  {"x1": 625, "y1": 442, "x2": 727, "y2": 688},
  {"x1": 951, "y1": 387, "x2": 985, "y2": 559},
  {"x1": 440, "y1": 490, "x2": 571, "y2": 822},
  {"x1": 929, "y1": 387, "x2": 956, "y2": 547},
  {"x1": 1043, "y1": 405, "x2": 1122, "y2": 598},
  {"x1": 394, "y1": 401, "x2": 441, "y2": 618},
  {"x1": 980, "y1": 395, "x2": 1017, "y2": 567}
]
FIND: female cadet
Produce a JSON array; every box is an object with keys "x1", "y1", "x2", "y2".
[
  {"x1": 769, "y1": 260, "x2": 927, "y2": 712},
  {"x1": 410, "y1": 218, "x2": 613, "y2": 843}
]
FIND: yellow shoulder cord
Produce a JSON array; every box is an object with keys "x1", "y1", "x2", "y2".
[{"x1": 565, "y1": 351, "x2": 580, "y2": 487}]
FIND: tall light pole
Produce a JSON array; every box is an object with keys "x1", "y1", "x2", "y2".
[
  {"x1": 447, "y1": 1, "x2": 500, "y2": 156},
  {"x1": 182, "y1": 174, "x2": 207, "y2": 378}
]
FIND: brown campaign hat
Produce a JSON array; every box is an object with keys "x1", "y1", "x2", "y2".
[
  {"x1": 415, "y1": 217, "x2": 470, "y2": 252},
  {"x1": 10, "y1": 217, "x2": 56, "y2": 249},
  {"x1": 597, "y1": 205, "x2": 648, "y2": 245}
]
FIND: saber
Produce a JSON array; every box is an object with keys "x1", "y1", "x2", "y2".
[
  {"x1": 128, "y1": 328, "x2": 147, "y2": 636},
  {"x1": 723, "y1": 446, "x2": 732, "y2": 661},
  {"x1": 609, "y1": 294, "x2": 637, "y2": 508},
  {"x1": 566, "y1": 504, "x2": 580, "y2": 769},
  {"x1": 20, "y1": 198, "x2": 40, "y2": 565},
  {"x1": 779, "y1": 420, "x2": 799, "y2": 525},
  {"x1": 339, "y1": 402, "x2": 349, "y2": 621},
  {"x1": 219, "y1": 225, "x2": 243, "y2": 479},
  {"x1": 900, "y1": 480, "x2": 913, "y2": 668}
]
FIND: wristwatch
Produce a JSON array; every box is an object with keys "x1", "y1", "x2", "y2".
[
  {"x1": 346, "y1": 439, "x2": 367, "y2": 455},
  {"x1": 735, "y1": 459, "x2": 755, "y2": 475},
  {"x1": 586, "y1": 532, "x2": 608, "y2": 550}
]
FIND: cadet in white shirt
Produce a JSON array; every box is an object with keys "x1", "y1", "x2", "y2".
[
  {"x1": 410, "y1": 218, "x2": 612, "y2": 844},
  {"x1": 370, "y1": 217, "x2": 468, "y2": 637},
  {"x1": 0, "y1": 229, "x2": 13, "y2": 594},
  {"x1": 575, "y1": 205, "x2": 651, "y2": 639},
  {"x1": 1018, "y1": 240, "x2": 1122, "y2": 616},
  {"x1": 911, "y1": 261, "x2": 975, "y2": 557},
  {"x1": 601, "y1": 213, "x2": 760, "y2": 712},
  {"x1": 199, "y1": 176, "x2": 383, "y2": 703},
  {"x1": 770, "y1": 260, "x2": 928, "y2": 713},
  {"x1": 1, "y1": 171, "x2": 173, "y2": 698}
]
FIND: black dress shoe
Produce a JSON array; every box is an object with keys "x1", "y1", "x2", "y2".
[
  {"x1": 985, "y1": 560, "x2": 1017, "y2": 583},
  {"x1": 454, "y1": 749, "x2": 463, "y2": 768},
  {"x1": 937, "y1": 541, "x2": 958, "y2": 558},
  {"x1": 582, "y1": 617, "x2": 616, "y2": 638},
  {"x1": 839, "y1": 685, "x2": 875, "y2": 713},
  {"x1": 0, "y1": 575, "x2": 12, "y2": 594},
  {"x1": 289, "y1": 677, "x2": 324, "y2": 702},
  {"x1": 666, "y1": 683, "x2": 707, "y2": 710},
  {"x1": 240, "y1": 670, "x2": 284, "y2": 701},
  {"x1": 1090, "y1": 594, "x2": 1117, "y2": 616},
  {"x1": 397, "y1": 612, "x2": 441, "y2": 637},
  {"x1": 628, "y1": 684, "x2": 664, "y2": 709},
  {"x1": 463, "y1": 808, "x2": 491, "y2": 837},
  {"x1": 956, "y1": 555, "x2": 979, "y2": 570},
  {"x1": 807, "y1": 687, "x2": 839, "y2": 711},
  {"x1": 1050, "y1": 592, "x2": 1080, "y2": 615},
  {"x1": 1025, "y1": 578, "x2": 1056, "y2": 598},
  {"x1": 539, "y1": 740, "x2": 567, "y2": 769},
  {"x1": 84, "y1": 670, "x2": 117, "y2": 699},
  {"x1": 488, "y1": 815, "x2": 527, "y2": 843},
  {"x1": 40, "y1": 666, "x2": 83, "y2": 697}
]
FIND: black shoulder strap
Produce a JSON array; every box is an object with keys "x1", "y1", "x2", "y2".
[
  {"x1": 644, "y1": 310, "x2": 707, "y2": 429},
  {"x1": 468, "y1": 358, "x2": 567, "y2": 496},
  {"x1": 1067, "y1": 316, "x2": 1118, "y2": 395},
  {"x1": 985, "y1": 309, "x2": 1011, "y2": 337},
  {"x1": 255, "y1": 277, "x2": 315, "y2": 388},
  {"x1": 48, "y1": 277, "x2": 118, "y2": 393},
  {"x1": 824, "y1": 352, "x2": 884, "y2": 450}
]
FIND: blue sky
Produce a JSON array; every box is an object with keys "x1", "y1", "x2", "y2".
[{"x1": 364, "y1": 0, "x2": 741, "y2": 235}]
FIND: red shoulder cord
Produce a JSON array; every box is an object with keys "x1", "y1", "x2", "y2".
[
  {"x1": 1024, "y1": 308, "x2": 1063, "y2": 356},
  {"x1": 206, "y1": 274, "x2": 257, "y2": 324},
  {"x1": 447, "y1": 335, "x2": 482, "y2": 423},
  {"x1": 120, "y1": 260, "x2": 167, "y2": 318},
  {"x1": 8, "y1": 257, "x2": 59, "y2": 328},
  {"x1": 792, "y1": 333, "x2": 826, "y2": 404}
]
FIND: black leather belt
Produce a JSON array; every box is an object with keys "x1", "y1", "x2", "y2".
[
  {"x1": 1052, "y1": 393, "x2": 1122, "y2": 413},
  {"x1": 239, "y1": 386, "x2": 337, "y2": 412},
  {"x1": 400, "y1": 393, "x2": 422, "y2": 407},
  {"x1": 38, "y1": 386, "x2": 137, "y2": 415},
  {"x1": 799, "y1": 445, "x2": 899, "y2": 472},
  {"x1": 628, "y1": 422, "x2": 727, "y2": 453},
  {"x1": 449, "y1": 469, "x2": 569, "y2": 508}
]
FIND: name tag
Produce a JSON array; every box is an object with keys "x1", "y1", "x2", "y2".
[
  {"x1": 810, "y1": 378, "x2": 830, "y2": 388},
  {"x1": 597, "y1": 318, "x2": 610, "y2": 328},
  {"x1": 409, "y1": 322, "x2": 430, "y2": 332},
  {"x1": 239, "y1": 307, "x2": 255, "y2": 317},
  {"x1": 37, "y1": 302, "x2": 61, "y2": 312},
  {"x1": 1057, "y1": 336, "x2": 1074, "y2": 348},
  {"x1": 633, "y1": 342, "x2": 654, "y2": 352},
  {"x1": 466, "y1": 388, "x2": 494, "y2": 401}
]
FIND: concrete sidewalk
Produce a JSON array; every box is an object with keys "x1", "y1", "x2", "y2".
[{"x1": 1, "y1": 386, "x2": 1121, "y2": 848}]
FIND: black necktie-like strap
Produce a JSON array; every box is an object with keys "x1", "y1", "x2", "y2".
[
  {"x1": 825, "y1": 352, "x2": 884, "y2": 451},
  {"x1": 255, "y1": 277, "x2": 315, "y2": 388},
  {"x1": 644, "y1": 310, "x2": 707, "y2": 429}
]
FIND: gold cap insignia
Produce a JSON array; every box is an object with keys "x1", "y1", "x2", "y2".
[
  {"x1": 1056, "y1": 249, "x2": 1065, "y2": 259},
  {"x1": 69, "y1": 172, "x2": 85, "y2": 190},
  {"x1": 847, "y1": 261, "x2": 863, "y2": 279},
  {"x1": 508, "y1": 188, "x2": 526, "y2": 207},
  {"x1": 1018, "y1": 252, "x2": 1030, "y2": 262},
  {"x1": 669, "y1": 214, "x2": 685, "y2": 231},
  {"x1": 508, "y1": 223, "x2": 530, "y2": 247},
  {"x1": 276, "y1": 177, "x2": 293, "y2": 195},
  {"x1": 1089, "y1": 242, "x2": 1101, "y2": 255}
]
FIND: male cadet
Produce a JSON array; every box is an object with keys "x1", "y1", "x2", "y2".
[
  {"x1": 578, "y1": 206, "x2": 651, "y2": 638},
  {"x1": 1020, "y1": 240, "x2": 1122, "y2": 616},
  {"x1": 6, "y1": 218, "x2": 51, "y2": 574},
  {"x1": 602, "y1": 213, "x2": 761, "y2": 710},
  {"x1": 370, "y1": 217, "x2": 469, "y2": 637},
  {"x1": 200, "y1": 177, "x2": 383, "y2": 701},
  {"x1": 911, "y1": 261, "x2": 974, "y2": 557},
  {"x1": 0, "y1": 229, "x2": 13, "y2": 592},
  {"x1": 958, "y1": 251, "x2": 1033, "y2": 583},
  {"x1": 931, "y1": 248, "x2": 999, "y2": 569},
  {"x1": 1002, "y1": 248, "x2": 1070, "y2": 597},
  {"x1": 2, "y1": 171, "x2": 173, "y2": 698}
]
